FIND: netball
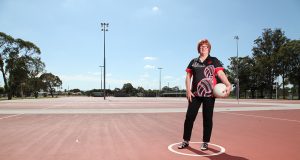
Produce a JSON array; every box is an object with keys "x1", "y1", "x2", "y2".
[{"x1": 213, "y1": 83, "x2": 227, "y2": 98}]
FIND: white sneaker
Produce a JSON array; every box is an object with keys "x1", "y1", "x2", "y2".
[
  {"x1": 200, "y1": 142, "x2": 208, "y2": 151},
  {"x1": 177, "y1": 141, "x2": 189, "y2": 149}
]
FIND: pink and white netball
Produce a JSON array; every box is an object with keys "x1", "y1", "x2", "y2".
[{"x1": 213, "y1": 83, "x2": 227, "y2": 98}]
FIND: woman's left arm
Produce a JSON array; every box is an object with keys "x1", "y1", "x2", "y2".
[{"x1": 217, "y1": 70, "x2": 232, "y2": 97}]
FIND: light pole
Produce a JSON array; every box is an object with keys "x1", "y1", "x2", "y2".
[
  {"x1": 276, "y1": 77, "x2": 279, "y2": 100},
  {"x1": 234, "y1": 36, "x2": 239, "y2": 103},
  {"x1": 158, "y1": 67, "x2": 163, "y2": 96},
  {"x1": 99, "y1": 65, "x2": 104, "y2": 91},
  {"x1": 101, "y1": 22, "x2": 109, "y2": 100}
]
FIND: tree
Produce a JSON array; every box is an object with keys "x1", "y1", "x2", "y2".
[
  {"x1": 0, "y1": 87, "x2": 4, "y2": 95},
  {"x1": 26, "y1": 57, "x2": 45, "y2": 98},
  {"x1": 122, "y1": 83, "x2": 135, "y2": 96},
  {"x1": 137, "y1": 86, "x2": 145, "y2": 93},
  {"x1": 0, "y1": 32, "x2": 14, "y2": 97},
  {"x1": 7, "y1": 55, "x2": 29, "y2": 97},
  {"x1": 70, "y1": 89, "x2": 81, "y2": 93},
  {"x1": 40, "y1": 73, "x2": 62, "y2": 97},
  {"x1": 227, "y1": 56, "x2": 257, "y2": 98},
  {"x1": 10, "y1": 40, "x2": 42, "y2": 98},
  {"x1": 237, "y1": 56, "x2": 256, "y2": 98},
  {"x1": 226, "y1": 57, "x2": 236, "y2": 85},
  {"x1": 162, "y1": 86, "x2": 171, "y2": 92},
  {"x1": 114, "y1": 88, "x2": 121, "y2": 92},
  {"x1": 227, "y1": 57, "x2": 239, "y2": 98},
  {"x1": 252, "y1": 28, "x2": 288, "y2": 98},
  {"x1": 280, "y1": 40, "x2": 300, "y2": 99},
  {"x1": 0, "y1": 32, "x2": 44, "y2": 99},
  {"x1": 172, "y1": 86, "x2": 180, "y2": 92},
  {"x1": 274, "y1": 44, "x2": 292, "y2": 99}
]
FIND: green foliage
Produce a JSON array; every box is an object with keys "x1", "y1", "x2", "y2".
[
  {"x1": 280, "y1": 40, "x2": 300, "y2": 84},
  {"x1": 0, "y1": 87, "x2": 4, "y2": 94},
  {"x1": 279, "y1": 40, "x2": 300, "y2": 99},
  {"x1": 227, "y1": 28, "x2": 298, "y2": 99},
  {"x1": 121, "y1": 83, "x2": 136, "y2": 96},
  {"x1": 251, "y1": 28, "x2": 288, "y2": 98},
  {"x1": 39, "y1": 73, "x2": 62, "y2": 98},
  {"x1": 70, "y1": 88, "x2": 81, "y2": 93},
  {"x1": 0, "y1": 32, "x2": 45, "y2": 99}
]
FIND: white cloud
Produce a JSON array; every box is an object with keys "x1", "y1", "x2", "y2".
[
  {"x1": 152, "y1": 6, "x2": 160, "y2": 12},
  {"x1": 144, "y1": 56, "x2": 157, "y2": 61},
  {"x1": 134, "y1": 6, "x2": 161, "y2": 18},
  {"x1": 144, "y1": 65, "x2": 155, "y2": 69}
]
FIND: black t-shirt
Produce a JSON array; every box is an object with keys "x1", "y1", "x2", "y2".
[{"x1": 186, "y1": 55, "x2": 224, "y2": 97}]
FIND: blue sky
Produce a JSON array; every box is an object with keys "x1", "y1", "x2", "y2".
[{"x1": 1, "y1": 0, "x2": 299, "y2": 91}]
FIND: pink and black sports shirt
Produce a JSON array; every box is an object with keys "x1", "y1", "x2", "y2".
[{"x1": 186, "y1": 55, "x2": 224, "y2": 97}]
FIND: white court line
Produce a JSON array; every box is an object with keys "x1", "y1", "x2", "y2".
[
  {"x1": 0, "y1": 104, "x2": 66, "y2": 120},
  {"x1": 168, "y1": 142, "x2": 225, "y2": 157},
  {"x1": 0, "y1": 114, "x2": 23, "y2": 120},
  {"x1": 1, "y1": 105, "x2": 300, "y2": 114},
  {"x1": 220, "y1": 112, "x2": 300, "y2": 123},
  {"x1": 1, "y1": 103, "x2": 300, "y2": 120}
]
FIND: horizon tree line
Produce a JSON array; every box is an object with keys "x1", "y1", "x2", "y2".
[{"x1": 1, "y1": 28, "x2": 299, "y2": 99}]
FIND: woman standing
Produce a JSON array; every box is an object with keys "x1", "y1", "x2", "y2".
[{"x1": 178, "y1": 39, "x2": 231, "y2": 150}]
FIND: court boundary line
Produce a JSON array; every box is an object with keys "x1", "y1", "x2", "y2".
[
  {"x1": 0, "y1": 114, "x2": 23, "y2": 120},
  {"x1": 219, "y1": 112, "x2": 300, "y2": 123},
  {"x1": 168, "y1": 142, "x2": 225, "y2": 157},
  {"x1": 0, "y1": 104, "x2": 66, "y2": 120},
  {"x1": 1, "y1": 106, "x2": 300, "y2": 114}
]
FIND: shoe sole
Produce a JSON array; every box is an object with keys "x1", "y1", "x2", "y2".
[
  {"x1": 178, "y1": 146, "x2": 189, "y2": 149},
  {"x1": 178, "y1": 145, "x2": 189, "y2": 149}
]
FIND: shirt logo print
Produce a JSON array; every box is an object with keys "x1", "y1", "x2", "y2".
[{"x1": 196, "y1": 65, "x2": 215, "y2": 97}]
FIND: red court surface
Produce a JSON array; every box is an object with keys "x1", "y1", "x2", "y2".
[{"x1": 0, "y1": 97, "x2": 300, "y2": 160}]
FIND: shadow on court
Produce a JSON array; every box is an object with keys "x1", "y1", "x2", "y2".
[{"x1": 187, "y1": 147, "x2": 249, "y2": 160}]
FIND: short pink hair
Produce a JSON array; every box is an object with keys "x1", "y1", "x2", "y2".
[{"x1": 197, "y1": 39, "x2": 211, "y2": 53}]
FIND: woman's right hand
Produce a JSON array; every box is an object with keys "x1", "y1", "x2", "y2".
[{"x1": 186, "y1": 90, "x2": 195, "y2": 102}]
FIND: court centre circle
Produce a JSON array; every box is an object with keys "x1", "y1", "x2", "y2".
[{"x1": 168, "y1": 142, "x2": 225, "y2": 157}]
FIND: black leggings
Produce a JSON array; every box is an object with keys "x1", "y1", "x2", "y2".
[{"x1": 183, "y1": 97, "x2": 215, "y2": 142}]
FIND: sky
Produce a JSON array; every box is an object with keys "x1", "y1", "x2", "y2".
[{"x1": 0, "y1": 0, "x2": 300, "y2": 91}]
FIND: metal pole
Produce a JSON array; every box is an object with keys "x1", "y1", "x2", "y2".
[
  {"x1": 99, "y1": 66, "x2": 104, "y2": 91},
  {"x1": 158, "y1": 67, "x2": 163, "y2": 96},
  {"x1": 276, "y1": 76, "x2": 279, "y2": 100},
  {"x1": 101, "y1": 23, "x2": 109, "y2": 100},
  {"x1": 234, "y1": 36, "x2": 239, "y2": 103},
  {"x1": 104, "y1": 26, "x2": 106, "y2": 100},
  {"x1": 101, "y1": 66, "x2": 103, "y2": 91}
]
